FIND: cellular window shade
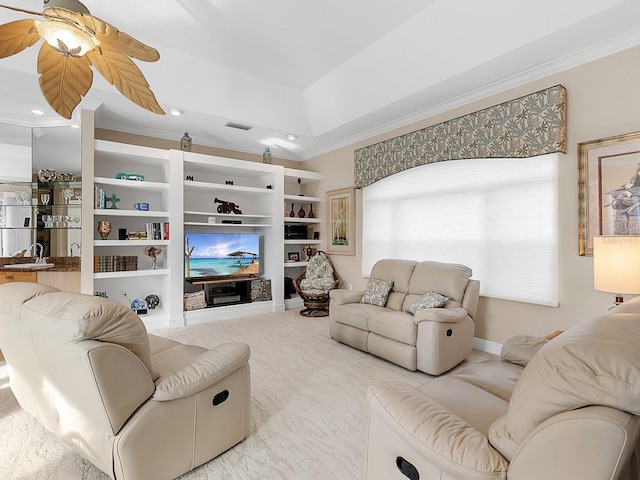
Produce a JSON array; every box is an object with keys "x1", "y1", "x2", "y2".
[{"x1": 362, "y1": 155, "x2": 558, "y2": 306}]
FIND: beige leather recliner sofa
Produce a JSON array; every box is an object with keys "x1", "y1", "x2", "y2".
[
  {"x1": 0, "y1": 282, "x2": 251, "y2": 480},
  {"x1": 329, "y1": 259, "x2": 480, "y2": 375},
  {"x1": 366, "y1": 296, "x2": 640, "y2": 480}
]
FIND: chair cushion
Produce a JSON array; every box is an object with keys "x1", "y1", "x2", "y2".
[
  {"x1": 23, "y1": 292, "x2": 156, "y2": 379},
  {"x1": 507, "y1": 312, "x2": 640, "y2": 444},
  {"x1": 361, "y1": 278, "x2": 394, "y2": 306},
  {"x1": 0, "y1": 282, "x2": 59, "y2": 318},
  {"x1": 300, "y1": 252, "x2": 335, "y2": 293}
]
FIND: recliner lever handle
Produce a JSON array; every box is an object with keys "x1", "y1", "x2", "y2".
[
  {"x1": 212, "y1": 389, "x2": 229, "y2": 406},
  {"x1": 396, "y1": 456, "x2": 419, "y2": 480}
]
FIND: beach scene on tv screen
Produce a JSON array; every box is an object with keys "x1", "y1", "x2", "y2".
[{"x1": 185, "y1": 233, "x2": 259, "y2": 278}]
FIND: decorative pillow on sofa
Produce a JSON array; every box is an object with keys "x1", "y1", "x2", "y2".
[
  {"x1": 405, "y1": 291, "x2": 449, "y2": 315},
  {"x1": 361, "y1": 279, "x2": 394, "y2": 306}
]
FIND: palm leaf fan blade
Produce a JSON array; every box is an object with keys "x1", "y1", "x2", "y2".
[
  {"x1": 0, "y1": 19, "x2": 39, "y2": 59},
  {"x1": 74, "y1": 12, "x2": 160, "y2": 62},
  {"x1": 37, "y1": 42, "x2": 93, "y2": 119},
  {"x1": 87, "y1": 49, "x2": 164, "y2": 115}
]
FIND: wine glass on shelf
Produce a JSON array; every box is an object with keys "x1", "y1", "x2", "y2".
[
  {"x1": 40, "y1": 193, "x2": 50, "y2": 206},
  {"x1": 63, "y1": 215, "x2": 71, "y2": 227},
  {"x1": 62, "y1": 188, "x2": 74, "y2": 204},
  {"x1": 53, "y1": 215, "x2": 61, "y2": 227}
]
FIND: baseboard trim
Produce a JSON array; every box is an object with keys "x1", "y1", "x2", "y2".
[{"x1": 473, "y1": 337, "x2": 502, "y2": 356}]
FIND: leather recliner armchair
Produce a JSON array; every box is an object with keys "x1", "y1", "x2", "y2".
[
  {"x1": 365, "y1": 297, "x2": 640, "y2": 480},
  {"x1": 0, "y1": 282, "x2": 251, "y2": 480}
]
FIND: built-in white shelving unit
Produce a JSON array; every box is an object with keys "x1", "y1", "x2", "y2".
[
  {"x1": 83, "y1": 140, "x2": 178, "y2": 329},
  {"x1": 81, "y1": 137, "x2": 321, "y2": 327},
  {"x1": 283, "y1": 168, "x2": 322, "y2": 308}
]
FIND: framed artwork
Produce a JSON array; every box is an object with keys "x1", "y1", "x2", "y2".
[
  {"x1": 287, "y1": 252, "x2": 299, "y2": 262},
  {"x1": 326, "y1": 187, "x2": 355, "y2": 256},
  {"x1": 578, "y1": 131, "x2": 640, "y2": 256}
]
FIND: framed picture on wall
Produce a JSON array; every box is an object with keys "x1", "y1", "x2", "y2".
[
  {"x1": 578, "y1": 131, "x2": 640, "y2": 256},
  {"x1": 326, "y1": 187, "x2": 355, "y2": 256}
]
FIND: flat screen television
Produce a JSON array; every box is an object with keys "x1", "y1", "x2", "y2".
[{"x1": 185, "y1": 232, "x2": 261, "y2": 280}]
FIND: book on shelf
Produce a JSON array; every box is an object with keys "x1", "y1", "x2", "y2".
[
  {"x1": 94, "y1": 255, "x2": 138, "y2": 273},
  {"x1": 145, "y1": 222, "x2": 169, "y2": 240},
  {"x1": 128, "y1": 231, "x2": 148, "y2": 240},
  {"x1": 94, "y1": 186, "x2": 107, "y2": 209}
]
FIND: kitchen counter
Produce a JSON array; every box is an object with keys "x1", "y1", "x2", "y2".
[{"x1": 0, "y1": 257, "x2": 80, "y2": 272}]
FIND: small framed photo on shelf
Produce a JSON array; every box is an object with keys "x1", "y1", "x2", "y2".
[{"x1": 287, "y1": 252, "x2": 300, "y2": 262}]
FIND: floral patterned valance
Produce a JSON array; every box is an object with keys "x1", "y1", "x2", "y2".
[{"x1": 354, "y1": 85, "x2": 567, "y2": 188}]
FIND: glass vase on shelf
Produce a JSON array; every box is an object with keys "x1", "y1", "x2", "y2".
[
  {"x1": 308, "y1": 204, "x2": 315, "y2": 218},
  {"x1": 289, "y1": 203, "x2": 295, "y2": 217}
]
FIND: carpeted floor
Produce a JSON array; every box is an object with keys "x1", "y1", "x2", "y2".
[{"x1": 0, "y1": 309, "x2": 495, "y2": 479}]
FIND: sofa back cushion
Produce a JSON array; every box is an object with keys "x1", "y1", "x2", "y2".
[
  {"x1": 507, "y1": 312, "x2": 640, "y2": 444},
  {"x1": 404, "y1": 261, "x2": 472, "y2": 310},
  {"x1": 370, "y1": 259, "x2": 417, "y2": 310},
  {"x1": 23, "y1": 291, "x2": 155, "y2": 378}
]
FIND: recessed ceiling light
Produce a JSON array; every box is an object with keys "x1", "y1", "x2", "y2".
[
  {"x1": 31, "y1": 109, "x2": 45, "y2": 115},
  {"x1": 169, "y1": 107, "x2": 183, "y2": 116},
  {"x1": 287, "y1": 134, "x2": 297, "y2": 141}
]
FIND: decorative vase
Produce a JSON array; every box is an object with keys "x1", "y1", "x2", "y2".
[
  {"x1": 308, "y1": 204, "x2": 315, "y2": 218},
  {"x1": 97, "y1": 221, "x2": 112, "y2": 240},
  {"x1": 181, "y1": 132, "x2": 192, "y2": 152},
  {"x1": 151, "y1": 257, "x2": 158, "y2": 269},
  {"x1": 298, "y1": 205, "x2": 306, "y2": 218},
  {"x1": 263, "y1": 147, "x2": 272, "y2": 164},
  {"x1": 290, "y1": 203, "x2": 295, "y2": 217}
]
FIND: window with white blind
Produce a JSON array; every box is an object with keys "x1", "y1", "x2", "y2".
[{"x1": 362, "y1": 155, "x2": 558, "y2": 306}]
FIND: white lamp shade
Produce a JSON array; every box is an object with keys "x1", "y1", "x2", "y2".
[{"x1": 594, "y1": 235, "x2": 640, "y2": 294}]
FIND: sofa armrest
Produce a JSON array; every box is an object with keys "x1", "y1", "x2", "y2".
[
  {"x1": 329, "y1": 288, "x2": 363, "y2": 306},
  {"x1": 413, "y1": 306, "x2": 469, "y2": 324},
  {"x1": 368, "y1": 382, "x2": 509, "y2": 477},
  {"x1": 153, "y1": 342, "x2": 250, "y2": 401}
]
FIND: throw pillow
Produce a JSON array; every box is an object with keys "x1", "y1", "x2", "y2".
[
  {"x1": 405, "y1": 291, "x2": 449, "y2": 315},
  {"x1": 361, "y1": 278, "x2": 394, "y2": 306}
]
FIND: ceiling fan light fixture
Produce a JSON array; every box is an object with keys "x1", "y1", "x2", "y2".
[{"x1": 36, "y1": 20, "x2": 94, "y2": 56}]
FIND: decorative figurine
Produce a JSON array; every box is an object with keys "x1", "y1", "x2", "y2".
[
  {"x1": 214, "y1": 197, "x2": 243, "y2": 214},
  {"x1": 263, "y1": 147, "x2": 272, "y2": 164},
  {"x1": 181, "y1": 132, "x2": 192, "y2": 152},
  {"x1": 143, "y1": 246, "x2": 163, "y2": 269},
  {"x1": 106, "y1": 193, "x2": 120, "y2": 209}
]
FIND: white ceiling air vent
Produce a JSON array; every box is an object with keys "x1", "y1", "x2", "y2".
[{"x1": 225, "y1": 122, "x2": 253, "y2": 131}]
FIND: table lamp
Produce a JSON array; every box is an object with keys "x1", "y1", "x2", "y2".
[{"x1": 593, "y1": 235, "x2": 640, "y2": 305}]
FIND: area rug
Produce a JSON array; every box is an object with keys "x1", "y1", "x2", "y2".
[{"x1": 0, "y1": 309, "x2": 495, "y2": 479}]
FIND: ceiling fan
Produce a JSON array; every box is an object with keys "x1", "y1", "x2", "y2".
[{"x1": 0, "y1": 0, "x2": 164, "y2": 119}]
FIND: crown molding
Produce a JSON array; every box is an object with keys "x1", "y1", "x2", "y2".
[{"x1": 299, "y1": 28, "x2": 640, "y2": 161}]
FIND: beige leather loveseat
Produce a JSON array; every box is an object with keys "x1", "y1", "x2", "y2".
[
  {"x1": 329, "y1": 259, "x2": 480, "y2": 375},
  {"x1": 366, "y1": 297, "x2": 640, "y2": 480},
  {"x1": 0, "y1": 283, "x2": 251, "y2": 480}
]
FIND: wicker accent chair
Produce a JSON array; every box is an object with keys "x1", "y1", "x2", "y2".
[{"x1": 294, "y1": 251, "x2": 340, "y2": 317}]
